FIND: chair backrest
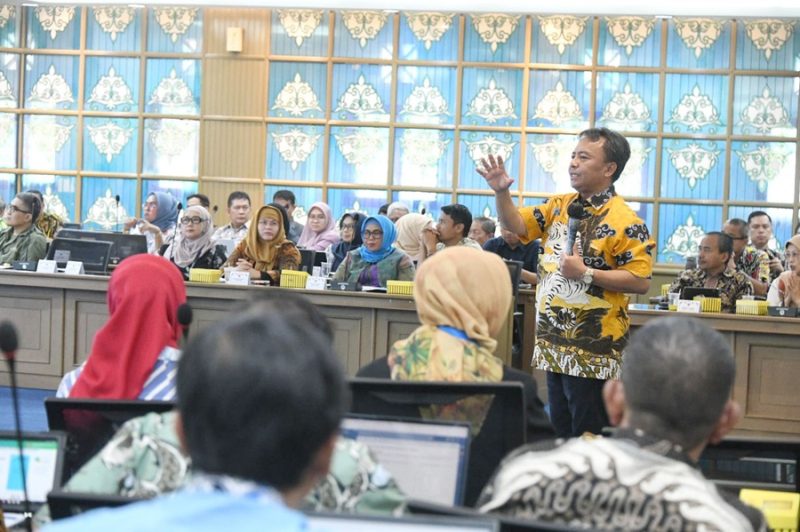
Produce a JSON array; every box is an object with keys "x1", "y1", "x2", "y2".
[
  {"x1": 348, "y1": 378, "x2": 525, "y2": 507},
  {"x1": 505, "y1": 260, "x2": 523, "y2": 297}
]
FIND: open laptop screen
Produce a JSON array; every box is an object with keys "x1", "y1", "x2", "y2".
[
  {"x1": 0, "y1": 432, "x2": 64, "y2": 510},
  {"x1": 340, "y1": 416, "x2": 470, "y2": 506}
]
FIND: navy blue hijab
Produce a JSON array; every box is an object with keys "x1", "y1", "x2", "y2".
[{"x1": 330, "y1": 212, "x2": 364, "y2": 271}]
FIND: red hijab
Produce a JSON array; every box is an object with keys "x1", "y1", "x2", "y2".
[{"x1": 69, "y1": 254, "x2": 186, "y2": 399}]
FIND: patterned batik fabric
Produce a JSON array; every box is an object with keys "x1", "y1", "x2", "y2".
[
  {"x1": 669, "y1": 267, "x2": 754, "y2": 313},
  {"x1": 518, "y1": 187, "x2": 655, "y2": 380},
  {"x1": 736, "y1": 244, "x2": 770, "y2": 285},
  {"x1": 477, "y1": 430, "x2": 766, "y2": 531}
]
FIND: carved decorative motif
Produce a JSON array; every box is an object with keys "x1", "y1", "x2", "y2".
[
  {"x1": 664, "y1": 214, "x2": 705, "y2": 259},
  {"x1": 530, "y1": 141, "x2": 565, "y2": 181},
  {"x1": 147, "y1": 119, "x2": 196, "y2": 158},
  {"x1": 277, "y1": 9, "x2": 323, "y2": 47},
  {"x1": 537, "y1": 15, "x2": 588, "y2": 54},
  {"x1": 28, "y1": 65, "x2": 74, "y2": 108},
  {"x1": 736, "y1": 144, "x2": 790, "y2": 193},
  {"x1": 532, "y1": 80, "x2": 582, "y2": 126},
  {"x1": 605, "y1": 16, "x2": 655, "y2": 55},
  {"x1": 43, "y1": 186, "x2": 69, "y2": 221},
  {"x1": 667, "y1": 142, "x2": 721, "y2": 189},
  {"x1": 340, "y1": 10, "x2": 388, "y2": 48},
  {"x1": 0, "y1": 113, "x2": 14, "y2": 147},
  {"x1": 404, "y1": 12, "x2": 454, "y2": 50},
  {"x1": 400, "y1": 129, "x2": 449, "y2": 168},
  {"x1": 669, "y1": 84, "x2": 722, "y2": 132},
  {"x1": 86, "y1": 189, "x2": 129, "y2": 230},
  {"x1": 87, "y1": 121, "x2": 134, "y2": 163},
  {"x1": 87, "y1": 67, "x2": 134, "y2": 111},
  {"x1": 153, "y1": 7, "x2": 197, "y2": 44},
  {"x1": 92, "y1": 7, "x2": 135, "y2": 42},
  {"x1": 149, "y1": 68, "x2": 196, "y2": 111},
  {"x1": 26, "y1": 116, "x2": 73, "y2": 154},
  {"x1": 272, "y1": 73, "x2": 322, "y2": 117},
  {"x1": 335, "y1": 74, "x2": 385, "y2": 118},
  {"x1": 744, "y1": 19, "x2": 795, "y2": 60},
  {"x1": 464, "y1": 134, "x2": 517, "y2": 169},
  {"x1": 0, "y1": 70, "x2": 15, "y2": 107},
  {"x1": 334, "y1": 130, "x2": 385, "y2": 167},
  {"x1": 271, "y1": 128, "x2": 321, "y2": 171},
  {"x1": 465, "y1": 78, "x2": 516, "y2": 124},
  {"x1": 672, "y1": 18, "x2": 724, "y2": 58},
  {"x1": 400, "y1": 77, "x2": 450, "y2": 121},
  {"x1": 34, "y1": 6, "x2": 75, "y2": 40},
  {"x1": 600, "y1": 82, "x2": 651, "y2": 130},
  {"x1": 0, "y1": 5, "x2": 16, "y2": 29},
  {"x1": 470, "y1": 13, "x2": 520, "y2": 53},
  {"x1": 739, "y1": 86, "x2": 791, "y2": 135}
]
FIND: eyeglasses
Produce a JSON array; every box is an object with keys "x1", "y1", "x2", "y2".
[
  {"x1": 180, "y1": 216, "x2": 205, "y2": 225},
  {"x1": 5, "y1": 204, "x2": 30, "y2": 214},
  {"x1": 363, "y1": 230, "x2": 383, "y2": 239},
  {"x1": 258, "y1": 219, "x2": 279, "y2": 227},
  {"x1": 341, "y1": 223, "x2": 355, "y2": 230},
  {"x1": 142, "y1": 202, "x2": 158, "y2": 210}
]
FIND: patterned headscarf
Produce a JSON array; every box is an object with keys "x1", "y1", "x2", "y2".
[
  {"x1": 359, "y1": 215, "x2": 397, "y2": 264},
  {"x1": 148, "y1": 192, "x2": 179, "y2": 232}
]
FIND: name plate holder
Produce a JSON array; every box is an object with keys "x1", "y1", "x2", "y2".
[
  {"x1": 306, "y1": 276, "x2": 327, "y2": 291},
  {"x1": 36, "y1": 260, "x2": 58, "y2": 273},
  {"x1": 64, "y1": 261, "x2": 85, "y2": 275},
  {"x1": 227, "y1": 270, "x2": 251, "y2": 286},
  {"x1": 676, "y1": 299, "x2": 701, "y2": 313}
]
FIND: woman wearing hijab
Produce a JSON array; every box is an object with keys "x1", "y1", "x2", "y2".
[
  {"x1": 326, "y1": 212, "x2": 365, "y2": 272},
  {"x1": 57, "y1": 254, "x2": 187, "y2": 400},
  {"x1": 124, "y1": 191, "x2": 179, "y2": 254},
  {"x1": 160, "y1": 205, "x2": 228, "y2": 280},
  {"x1": 768, "y1": 234, "x2": 800, "y2": 307},
  {"x1": 394, "y1": 213, "x2": 434, "y2": 265},
  {"x1": 332, "y1": 215, "x2": 415, "y2": 287},
  {"x1": 224, "y1": 203, "x2": 300, "y2": 284},
  {"x1": 297, "y1": 201, "x2": 340, "y2": 252}
]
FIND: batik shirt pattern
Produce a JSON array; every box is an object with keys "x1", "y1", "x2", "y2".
[
  {"x1": 736, "y1": 244, "x2": 770, "y2": 285},
  {"x1": 668, "y1": 268, "x2": 753, "y2": 313}
]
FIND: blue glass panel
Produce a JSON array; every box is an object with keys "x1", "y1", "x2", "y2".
[
  {"x1": 26, "y1": 6, "x2": 81, "y2": 50},
  {"x1": 736, "y1": 19, "x2": 800, "y2": 71},
  {"x1": 461, "y1": 68, "x2": 522, "y2": 127},
  {"x1": 267, "y1": 61, "x2": 327, "y2": 119},
  {"x1": 727, "y1": 206, "x2": 794, "y2": 249},
  {"x1": 331, "y1": 64, "x2": 391, "y2": 122},
  {"x1": 464, "y1": 13, "x2": 524, "y2": 63},
  {"x1": 147, "y1": 7, "x2": 202, "y2": 54},
  {"x1": 333, "y1": 10, "x2": 393, "y2": 59},
  {"x1": 24, "y1": 54, "x2": 79, "y2": 110},
  {"x1": 458, "y1": 131, "x2": 520, "y2": 190},
  {"x1": 615, "y1": 136, "x2": 657, "y2": 199},
  {"x1": 142, "y1": 180, "x2": 197, "y2": 212},
  {"x1": 82, "y1": 117, "x2": 138, "y2": 173},
  {"x1": 456, "y1": 194, "x2": 496, "y2": 220},
  {"x1": 730, "y1": 141, "x2": 796, "y2": 202},
  {"x1": 0, "y1": 112, "x2": 17, "y2": 168},
  {"x1": 666, "y1": 18, "x2": 730, "y2": 69},
  {"x1": 145, "y1": 58, "x2": 200, "y2": 115},
  {"x1": 266, "y1": 124, "x2": 325, "y2": 181},
  {"x1": 22, "y1": 114, "x2": 77, "y2": 171},
  {"x1": 86, "y1": 6, "x2": 142, "y2": 52},
  {"x1": 84, "y1": 57, "x2": 139, "y2": 112},
  {"x1": 328, "y1": 126, "x2": 389, "y2": 185},
  {"x1": 0, "y1": 53, "x2": 19, "y2": 108},
  {"x1": 733, "y1": 76, "x2": 798, "y2": 137},
  {"x1": 21, "y1": 174, "x2": 76, "y2": 222},
  {"x1": 0, "y1": 6, "x2": 18, "y2": 48},
  {"x1": 265, "y1": 185, "x2": 322, "y2": 215},
  {"x1": 598, "y1": 16, "x2": 661, "y2": 67},
  {"x1": 660, "y1": 139, "x2": 725, "y2": 200},
  {"x1": 81, "y1": 176, "x2": 137, "y2": 230},
  {"x1": 398, "y1": 12, "x2": 459, "y2": 62},
  {"x1": 657, "y1": 203, "x2": 722, "y2": 264},
  {"x1": 327, "y1": 188, "x2": 386, "y2": 220},
  {"x1": 143, "y1": 119, "x2": 199, "y2": 177},
  {"x1": 396, "y1": 66, "x2": 456, "y2": 125},
  {"x1": 525, "y1": 133, "x2": 577, "y2": 195},
  {"x1": 271, "y1": 9, "x2": 329, "y2": 57},
  {"x1": 0, "y1": 173, "x2": 15, "y2": 203},
  {"x1": 393, "y1": 128, "x2": 454, "y2": 189},
  {"x1": 596, "y1": 72, "x2": 659, "y2": 132},
  {"x1": 663, "y1": 74, "x2": 727, "y2": 135},
  {"x1": 391, "y1": 190, "x2": 450, "y2": 220},
  {"x1": 528, "y1": 70, "x2": 591, "y2": 129},
  {"x1": 531, "y1": 15, "x2": 593, "y2": 66}
]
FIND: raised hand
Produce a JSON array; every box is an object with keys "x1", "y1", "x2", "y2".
[{"x1": 476, "y1": 154, "x2": 515, "y2": 193}]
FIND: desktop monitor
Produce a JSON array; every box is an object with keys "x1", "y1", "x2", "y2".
[
  {"x1": 55, "y1": 229, "x2": 148, "y2": 267},
  {"x1": 0, "y1": 431, "x2": 66, "y2": 515},
  {"x1": 306, "y1": 511, "x2": 499, "y2": 532},
  {"x1": 46, "y1": 238, "x2": 113, "y2": 274}
]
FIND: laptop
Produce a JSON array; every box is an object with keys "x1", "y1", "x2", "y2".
[
  {"x1": 305, "y1": 511, "x2": 499, "y2": 531},
  {"x1": 0, "y1": 431, "x2": 66, "y2": 525},
  {"x1": 46, "y1": 238, "x2": 113, "y2": 275},
  {"x1": 341, "y1": 415, "x2": 471, "y2": 506}
]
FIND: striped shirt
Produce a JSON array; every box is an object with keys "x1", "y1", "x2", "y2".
[{"x1": 56, "y1": 346, "x2": 181, "y2": 401}]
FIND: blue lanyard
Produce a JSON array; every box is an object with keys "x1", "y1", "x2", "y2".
[{"x1": 437, "y1": 325, "x2": 477, "y2": 344}]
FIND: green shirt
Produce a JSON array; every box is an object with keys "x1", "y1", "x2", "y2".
[{"x1": 0, "y1": 225, "x2": 47, "y2": 264}]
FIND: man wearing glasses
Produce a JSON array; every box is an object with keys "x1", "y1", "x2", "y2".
[{"x1": 723, "y1": 218, "x2": 770, "y2": 296}]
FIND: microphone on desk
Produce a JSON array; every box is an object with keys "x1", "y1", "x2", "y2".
[
  {"x1": 0, "y1": 321, "x2": 32, "y2": 532},
  {"x1": 177, "y1": 303, "x2": 193, "y2": 345},
  {"x1": 114, "y1": 195, "x2": 121, "y2": 232},
  {"x1": 565, "y1": 202, "x2": 585, "y2": 257}
]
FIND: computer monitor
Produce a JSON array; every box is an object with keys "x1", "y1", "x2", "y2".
[
  {"x1": 0, "y1": 431, "x2": 66, "y2": 514},
  {"x1": 55, "y1": 229, "x2": 148, "y2": 267},
  {"x1": 680, "y1": 286, "x2": 720, "y2": 300},
  {"x1": 298, "y1": 249, "x2": 326, "y2": 273},
  {"x1": 341, "y1": 415, "x2": 471, "y2": 506},
  {"x1": 305, "y1": 511, "x2": 499, "y2": 532},
  {"x1": 46, "y1": 238, "x2": 113, "y2": 274}
]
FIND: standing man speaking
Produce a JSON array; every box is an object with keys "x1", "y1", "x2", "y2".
[{"x1": 477, "y1": 128, "x2": 654, "y2": 437}]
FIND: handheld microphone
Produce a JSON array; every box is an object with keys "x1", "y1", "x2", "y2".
[
  {"x1": 114, "y1": 194, "x2": 121, "y2": 232},
  {"x1": 0, "y1": 321, "x2": 32, "y2": 532},
  {"x1": 177, "y1": 303, "x2": 193, "y2": 345},
  {"x1": 565, "y1": 202, "x2": 585, "y2": 257}
]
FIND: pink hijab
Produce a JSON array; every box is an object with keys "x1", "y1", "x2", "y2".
[{"x1": 297, "y1": 202, "x2": 340, "y2": 251}]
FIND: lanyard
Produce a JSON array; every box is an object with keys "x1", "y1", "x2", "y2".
[{"x1": 437, "y1": 325, "x2": 477, "y2": 344}]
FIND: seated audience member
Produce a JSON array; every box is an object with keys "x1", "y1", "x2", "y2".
[
  {"x1": 478, "y1": 316, "x2": 766, "y2": 531},
  {"x1": 297, "y1": 201, "x2": 339, "y2": 252},
  {"x1": 469, "y1": 216, "x2": 496, "y2": 247},
  {"x1": 394, "y1": 213, "x2": 433, "y2": 265},
  {"x1": 767, "y1": 234, "x2": 800, "y2": 307},
  {"x1": 125, "y1": 192, "x2": 179, "y2": 254},
  {"x1": 160, "y1": 206, "x2": 227, "y2": 280},
  {"x1": 327, "y1": 211, "x2": 364, "y2": 272},
  {"x1": 332, "y1": 215, "x2": 414, "y2": 287},
  {"x1": 224, "y1": 204, "x2": 300, "y2": 284},
  {"x1": 185, "y1": 193, "x2": 210, "y2": 210},
  {"x1": 36, "y1": 296, "x2": 404, "y2": 526},
  {"x1": 386, "y1": 201, "x2": 410, "y2": 223},
  {"x1": 0, "y1": 197, "x2": 5, "y2": 229},
  {"x1": 668, "y1": 232, "x2": 752, "y2": 313},
  {"x1": 723, "y1": 218, "x2": 770, "y2": 296},
  {"x1": 26, "y1": 188, "x2": 63, "y2": 239},
  {"x1": 272, "y1": 189, "x2": 304, "y2": 243},
  {"x1": 0, "y1": 192, "x2": 47, "y2": 264},
  {"x1": 45, "y1": 296, "x2": 351, "y2": 531},
  {"x1": 211, "y1": 191, "x2": 251, "y2": 247},
  {"x1": 483, "y1": 226, "x2": 539, "y2": 285},
  {"x1": 57, "y1": 254, "x2": 186, "y2": 400},
  {"x1": 422, "y1": 204, "x2": 482, "y2": 258},
  {"x1": 748, "y1": 210, "x2": 783, "y2": 280},
  {"x1": 377, "y1": 203, "x2": 390, "y2": 216},
  {"x1": 357, "y1": 247, "x2": 552, "y2": 442}
]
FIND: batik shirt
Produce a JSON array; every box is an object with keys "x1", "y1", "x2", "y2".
[
  {"x1": 211, "y1": 222, "x2": 248, "y2": 247},
  {"x1": 736, "y1": 244, "x2": 770, "y2": 286},
  {"x1": 668, "y1": 267, "x2": 753, "y2": 313},
  {"x1": 518, "y1": 187, "x2": 654, "y2": 380}
]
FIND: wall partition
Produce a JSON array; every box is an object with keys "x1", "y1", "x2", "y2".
[{"x1": 0, "y1": 6, "x2": 798, "y2": 263}]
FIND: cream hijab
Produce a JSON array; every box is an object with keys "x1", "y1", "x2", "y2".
[
  {"x1": 776, "y1": 234, "x2": 800, "y2": 307},
  {"x1": 395, "y1": 213, "x2": 433, "y2": 263}
]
